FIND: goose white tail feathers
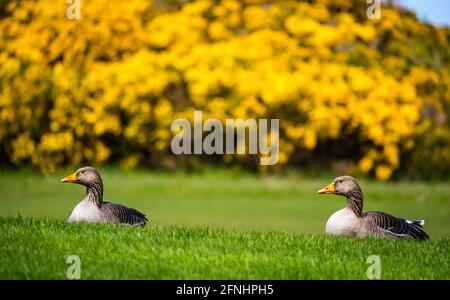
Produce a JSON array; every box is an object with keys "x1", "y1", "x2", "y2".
[
  {"x1": 414, "y1": 219, "x2": 425, "y2": 227},
  {"x1": 402, "y1": 218, "x2": 425, "y2": 227}
]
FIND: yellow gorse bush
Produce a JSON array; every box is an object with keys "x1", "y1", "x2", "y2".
[{"x1": 0, "y1": 0, "x2": 449, "y2": 179}]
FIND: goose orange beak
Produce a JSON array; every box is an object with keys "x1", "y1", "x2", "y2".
[
  {"x1": 61, "y1": 172, "x2": 78, "y2": 183},
  {"x1": 318, "y1": 182, "x2": 335, "y2": 194}
]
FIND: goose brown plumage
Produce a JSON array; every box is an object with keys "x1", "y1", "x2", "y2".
[
  {"x1": 318, "y1": 176, "x2": 429, "y2": 240},
  {"x1": 61, "y1": 167, "x2": 148, "y2": 226}
]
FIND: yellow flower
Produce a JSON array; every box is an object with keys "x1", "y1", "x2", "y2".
[
  {"x1": 375, "y1": 166, "x2": 393, "y2": 181},
  {"x1": 285, "y1": 17, "x2": 318, "y2": 36},
  {"x1": 120, "y1": 154, "x2": 141, "y2": 170},
  {"x1": 208, "y1": 21, "x2": 231, "y2": 40},
  {"x1": 358, "y1": 157, "x2": 373, "y2": 174},
  {"x1": 243, "y1": 6, "x2": 268, "y2": 30}
]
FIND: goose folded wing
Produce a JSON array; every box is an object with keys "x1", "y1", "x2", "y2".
[
  {"x1": 101, "y1": 202, "x2": 148, "y2": 226},
  {"x1": 363, "y1": 211, "x2": 429, "y2": 240}
]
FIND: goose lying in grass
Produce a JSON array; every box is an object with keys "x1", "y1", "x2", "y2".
[
  {"x1": 318, "y1": 176, "x2": 429, "y2": 240},
  {"x1": 61, "y1": 167, "x2": 147, "y2": 227}
]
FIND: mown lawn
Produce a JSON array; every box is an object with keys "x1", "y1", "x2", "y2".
[
  {"x1": 0, "y1": 217, "x2": 449, "y2": 279},
  {"x1": 0, "y1": 168, "x2": 449, "y2": 236},
  {"x1": 0, "y1": 168, "x2": 449, "y2": 279}
]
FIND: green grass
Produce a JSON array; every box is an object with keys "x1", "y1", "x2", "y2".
[
  {"x1": 0, "y1": 217, "x2": 448, "y2": 279},
  {"x1": 0, "y1": 168, "x2": 449, "y2": 279}
]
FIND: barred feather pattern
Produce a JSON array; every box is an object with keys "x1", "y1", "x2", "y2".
[
  {"x1": 362, "y1": 211, "x2": 429, "y2": 240},
  {"x1": 85, "y1": 178, "x2": 103, "y2": 208},
  {"x1": 101, "y1": 202, "x2": 148, "y2": 227},
  {"x1": 344, "y1": 182, "x2": 428, "y2": 240},
  {"x1": 346, "y1": 189, "x2": 364, "y2": 217},
  {"x1": 85, "y1": 176, "x2": 147, "y2": 227}
]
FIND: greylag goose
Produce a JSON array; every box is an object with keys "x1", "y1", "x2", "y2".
[
  {"x1": 318, "y1": 176, "x2": 429, "y2": 240},
  {"x1": 61, "y1": 167, "x2": 147, "y2": 227}
]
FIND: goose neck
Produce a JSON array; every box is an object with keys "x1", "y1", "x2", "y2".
[
  {"x1": 85, "y1": 179, "x2": 103, "y2": 207},
  {"x1": 346, "y1": 189, "x2": 363, "y2": 217}
]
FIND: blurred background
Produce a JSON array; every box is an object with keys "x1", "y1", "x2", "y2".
[
  {"x1": 0, "y1": 0, "x2": 449, "y2": 180},
  {"x1": 0, "y1": 0, "x2": 449, "y2": 237}
]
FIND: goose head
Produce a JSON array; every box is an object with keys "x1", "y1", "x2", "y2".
[
  {"x1": 317, "y1": 175, "x2": 360, "y2": 197},
  {"x1": 61, "y1": 166, "x2": 102, "y2": 187}
]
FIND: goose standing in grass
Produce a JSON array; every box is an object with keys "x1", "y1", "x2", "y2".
[
  {"x1": 61, "y1": 167, "x2": 147, "y2": 227},
  {"x1": 318, "y1": 176, "x2": 429, "y2": 240}
]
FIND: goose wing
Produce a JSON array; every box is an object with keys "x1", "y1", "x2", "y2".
[
  {"x1": 362, "y1": 211, "x2": 429, "y2": 240},
  {"x1": 101, "y1": 202, "x2": 148, "y2": 227}
]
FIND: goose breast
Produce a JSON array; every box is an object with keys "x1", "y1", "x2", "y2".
[
  {"x1": 325, "y1": 207, "x2": 360, "y2": 236},
  {"x1": 67, "y1": 199, "x2": 104, "y2": 223}
]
